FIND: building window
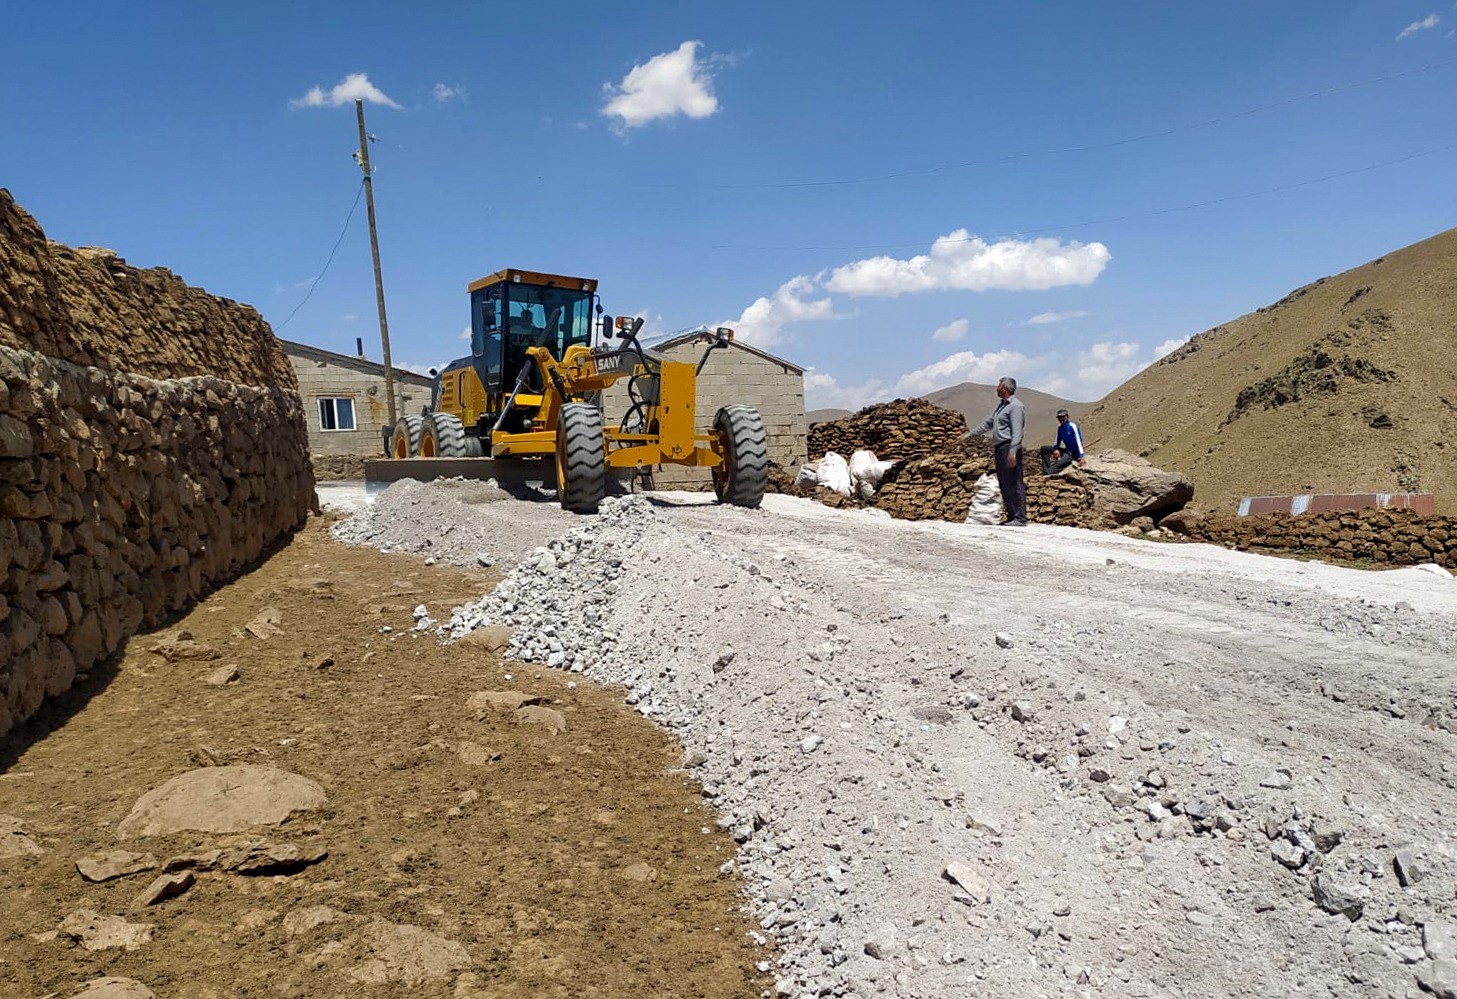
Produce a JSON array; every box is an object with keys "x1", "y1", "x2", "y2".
[{"x1": 318, "y1": 397, "x2": 356, "y2": 431}]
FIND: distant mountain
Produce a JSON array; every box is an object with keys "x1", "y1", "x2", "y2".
[
  {"x1": 807, "y1": 408, "x2": 852, "y2": 425},
  {"x1": 923, "y1": 382, "x2": 1090, "y2": 446},
  {"x1": 1083, "y1": 226, "x2": 1457, "y2": 514}
]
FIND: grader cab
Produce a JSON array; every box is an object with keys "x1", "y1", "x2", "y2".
[{"x1": 389, "y1": 268, "x2": 768, "y2": 514}]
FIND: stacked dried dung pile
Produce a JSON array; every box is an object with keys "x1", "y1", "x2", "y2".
[
  {"x1": 808, "y1": 398, "x2": 968, "y2": 461},
  {"x1": 874, "y1": 438, "x2": 995, "y2": 521},
  {"x1": 1184, "y1": 508, "x2": 1456, "y2": 568}
]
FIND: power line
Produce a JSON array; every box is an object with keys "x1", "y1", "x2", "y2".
[
  {"x1": 696, "y1": 140, "x2": 1457, "y2": 253},
  {"x1": 655, "y1": 58, "x2": 1456, "y2": 191},
  {"x1": 274, "y1": 178, "x2": 366, "y2": 334}
]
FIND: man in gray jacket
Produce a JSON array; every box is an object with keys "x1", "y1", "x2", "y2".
[{"x1": 967, "y1": 377, "x2": 1027, "y2": 526}]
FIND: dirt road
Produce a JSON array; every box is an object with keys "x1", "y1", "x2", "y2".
[
  {"x1": 0, "y1": 518, "x2": 766, "y2": 999},
  {"x1": 351, "y1": 486, "x2": 1457, "y2": 999}
]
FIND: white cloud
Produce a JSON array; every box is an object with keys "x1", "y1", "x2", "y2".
[
  {"x1": 289, "y1": 73, "x2": 401, "y2": 110},
  {"x1": 341, "y1": 312, "x2": 358, "y2": 322},
  {"x1": 1022, "y1": 309, "x2": 1090, "y2": 326},
  {"x1": 394, "y1": 360, "x2": 441, "y2": 377},
  {"x1": 458, "y1": 325, "x2": 471, "y2": 341},
  {"x1": 824, "y1": 231, "x2": 1111, "y2": 297},
  {"x1": 433, "y1": 82, "x2": 466, "y2": 103},
  {"x1": 1153, "y1": 335, "x2": 1190, "y2": 358},
  {"x1": 601, "y1": 41, "x2": 720, "y2": 128},
  {"x1": 931, "y1": 319, "x2": 970, "y2": 343},
  {"x1": 727, "y1": 275, "x2": 838, "y2": 348},
  {"x1": 806, "y1": 339, "x2": 1156, "y2": 411},
  {"x1": 1397, "y1": 13, "x2": 1440, "y2": 39}
]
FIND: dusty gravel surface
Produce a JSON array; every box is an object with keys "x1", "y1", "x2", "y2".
[
  {"x1": 341, "y1": 482, "x2": 1457, "y2": 999},
  {"x1": 0, "y1": 517, "x2": 765, "y2": 999}
]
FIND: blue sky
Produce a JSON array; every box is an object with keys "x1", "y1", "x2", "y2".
[{"x1": 3, "y1": 2, "x2": 1454, "y2": 410}]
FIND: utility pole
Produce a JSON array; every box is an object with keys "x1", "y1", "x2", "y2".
[{"x1": 355, "y1": 99, "x2": 397, "y2": 427}]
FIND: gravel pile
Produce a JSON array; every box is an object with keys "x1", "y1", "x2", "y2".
[
  {"x1": 340, "y1": 483, "x2": 1457, "y2": 999},
  {"x1": 331, "y1": 477, "x2": 572, "y2": 567}
]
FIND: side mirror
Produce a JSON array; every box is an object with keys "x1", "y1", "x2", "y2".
[{"x1": 600, "y1": 315, "x2": 615, "y2": 339}]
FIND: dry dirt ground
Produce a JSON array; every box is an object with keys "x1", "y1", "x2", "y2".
[{"x1": 0, "y1": 517, "x2": 767, "y2": 998}]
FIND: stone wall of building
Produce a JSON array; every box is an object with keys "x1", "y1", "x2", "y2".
[
  {"x1": 601, "y1": 336, "x2": 807, "y2": 487},
  {"x1": 0, "y1": 189, "x2": 313, "y2": 740},
  {"x1": 285, "y1": 343, "x2": 432, "y2": 458}
]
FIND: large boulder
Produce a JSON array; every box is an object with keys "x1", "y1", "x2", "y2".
[
  {"x1": 1056, "y1": 449, "x2": 1194, "y2": 524},
  {"x1": 116, "y1": 766, "x2": 327, "y2": 839}
]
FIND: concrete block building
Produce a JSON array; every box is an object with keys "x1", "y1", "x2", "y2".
[
  {"x1": 601, "y1": 331, "x2": 808, "y2": 487},
  {"x1": 282, "y1": 339, "x2": 433, "y2": 457}
]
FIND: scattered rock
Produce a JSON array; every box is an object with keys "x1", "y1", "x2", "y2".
[
  {"x1": 244, "y1": 606, "x2": 284, "y2": 640},
  {"x1": 1311, "y1": 873, "x2": 1366, "y2": 921},
  {"x1": 283, "y1": 905, "x2": 354, "y2": 938},
  {"x1": 346, "y1": 918, "x2": 473, "y2": 986},
  {"x1": 1425, "y1": 921, "x2": 1457, "y2": 961},
  {"x1": 132, "y1": 871, "x2": 195, "y2": 907},
  {"x1": 116, "y1": 766, "x2": 327, "y2": 838},
  {"x1": 464, "y1": 690, "x2": 543, "y2": 718},
  {"x1": 943, "y1": 861, "x2": 992, "y2": 903},
  {"x1": 69, "y1": 977, "x2": 155, "y2": 999},
  {"x1": 0, "y1": 814, "x2": 44, "y2": 859},
  {"x1": 994, "y1": 633, "x2": 1014, "y2": 649},
  {"x1": 967, "y1": 814, "x2": 1004, "y2": 837},
  {"x1": 684, "y1": 750, "x2": 709, "y2": 768},
  {"x1": 149, "y1": 636, "x2": 220, "y2": 663},
  {"x1": 217, "y1": 840, "x2": 328, "y2": 875},
  {"x1": 1395, "y1": 848, "x2": 1429, "y2": 887},
  {"x1": 162, "y1": 850, "x2": 222, "y2": 873},
  {"x1": 1419, "y1": 958, "x2": 1457, "y2": 999},
  {"x1": 58, "y1": 910, "x2": 155, "y2": 951},
  {"x1": 514, "y1": 705, "x2": 566, "y2": 733},
  {"x1": 76, "y1": 850, "x2": 157, "y2": 883},
  {"x1": 459, "y1": 625, "x2": 512, "y2": 652},
  {"x1": 203, "y1": 665, "x2": 241, "y2": 686},
  {"x1": 456, "y1": 742, "x2": 499, "y2": 766},
  {"x1": 864, "y1": 921, "x2": 897, "y2": 960},
  {"x1": 1259, "y1": 768, "x2": 1293, "y2": 790},
  {"x1": 621, "y1": 862, "x2": 659, "y2": 882}
]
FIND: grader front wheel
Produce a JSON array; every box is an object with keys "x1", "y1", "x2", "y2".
[
  {"x1": 712, "y1": 405, "x2": 768, "y2": 509},
  {"x1": 422, "y1": 412, "x2": 468, "y2": 458},
  {"x1": 392, "y1": 415, "x2": 425, "y2": 458},
  {"x1": 556, "y1": 403, "x2": 607, "y2": 514}
]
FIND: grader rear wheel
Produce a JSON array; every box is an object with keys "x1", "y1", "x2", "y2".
[
  {"x1": 555, "y1": 403, "x2": 606, "y2": 514},
  {"x1": 391, "y1": 415, "x2": 425, "y2": 458},
  {"x1": 422, "y1": 412, "x2": 468, "y2": 458},
  {"x1": 711, "y1": 405, "x2": 768, "y2": 509}
]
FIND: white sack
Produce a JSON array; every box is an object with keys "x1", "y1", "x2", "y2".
[
  {"x1": 965, "y1": 473, "x2": 1003, "y2": 525},
  {"x1": 796, "y1": 464, "x2": 820, "y2": 489},
  {"x1": 816, "y1": 451, "x2": 853, "y2": 497},
  {"x1": 849, "y1": 449, "x2": 896, "y2": 500}
]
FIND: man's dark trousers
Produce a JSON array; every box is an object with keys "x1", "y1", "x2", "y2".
[
  {"x1": 1040, "y1": 444, "x2": 1074, "y2": 475},
  {"x1": 994, "y1": 442, "x2": 1027, "y2": 525}
]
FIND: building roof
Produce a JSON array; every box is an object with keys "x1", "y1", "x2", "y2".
[
  {"x1": 280, "y1": 338, "x2": 435, "y2": 386},
  {"x1": 650, "y1": 330, "x2": 805, "y2": 374}
]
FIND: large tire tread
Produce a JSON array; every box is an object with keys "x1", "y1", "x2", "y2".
[
  {"x1": 713, "y1": 405, "x2": 768, "y2": 508},
  {"x1": 392, "y1": 415, "x2": 425, "y2": 459},
  {"x1": 424, "y1": 412, "x2": 468, "y2": 458},
  {"x1": 557, "y1": 403, "x2": 606, "y2": 514}
]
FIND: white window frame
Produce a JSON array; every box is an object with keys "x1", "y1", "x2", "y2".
[{"x1": 317, "y1": 396, "x2": 357, "y2": 432}]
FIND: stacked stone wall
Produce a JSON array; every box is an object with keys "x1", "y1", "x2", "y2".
[
  {"x1": 1183, "y1": 509, "x2": 1456, "y2": 569},
  {"x1": 0, "y1": 190, "x2": 313, "y2": 739}
]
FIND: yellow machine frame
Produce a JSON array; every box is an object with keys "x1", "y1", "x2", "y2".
[{"x1": 489, "y1": 342, "x2": 724, "y2": 474}]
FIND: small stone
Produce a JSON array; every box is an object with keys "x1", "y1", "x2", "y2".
[
  {"x1": 621, "y1": 862, "x2": 658, "y2": 883},
  {"x1": 1419, "y1": 958, "x2": 1457, "y2": 999},
  {"x1": 132, "y1": 871, "x2": 195, "y2": 907},
  {"x1": 800, "y1": 734, "x2": 823, "y2": 754},
  {"x1": 203, "y1": 665, "x2": 241, "y2": 686},
  {"x1": 994, "y1": 633, "x2": 1014, "y2": 649},
  {"x1": 684, "y1": 750, "x2": 708, "y2": 769},
  {"x1": 69, "y1": 977, "x2": 155, "y2": 999},
  {"x1": 967, "y1": 814, "x2": 1003, "y2": 837},
  {"x1": 1311, "y1": 873, "x2": 1366, "y2": 921},
  {"x1": 1424, "y1": 921, "x2": 1457, "y2": 961},
  {"x1": 1395, "y1": 849, "x2": 1429, "y2": 887},
  {"x1": 1259, "y1": 768, "x2": 1293, "y2": 790},
  {"x1": 1185, "y1": 910, "x2": 1213, "y2": 926},
  {"x1": 943, "y1": 861, "x2": 992, "y2": 903},
  {"x1": 1088, "y1": 767, "x2": 1111, "y2": 783},
  {"x1": 76, "y1": 850, "x2": 157, "y2": 883},
  {"x1": 58, "y1": 911, "x2": 155, "y2": 951},
  {"x1": 864, "y1": 921, "x2": 897, "y2": 959}
]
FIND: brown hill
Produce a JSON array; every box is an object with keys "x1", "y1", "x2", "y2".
[
  {"x1": 1083, "y1": 226, "x2": 1457, "y2": 514},
  {"x1": 924, "y1": 382, "x2": 1090, "y2": 446},
  {"x1": 807, "y1": 408, "x2": 852, "y2": 425}
]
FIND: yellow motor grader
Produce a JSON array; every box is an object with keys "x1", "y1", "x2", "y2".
[{"x1": 389, "y1": 267, "x2": 767, "y2": 514}]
